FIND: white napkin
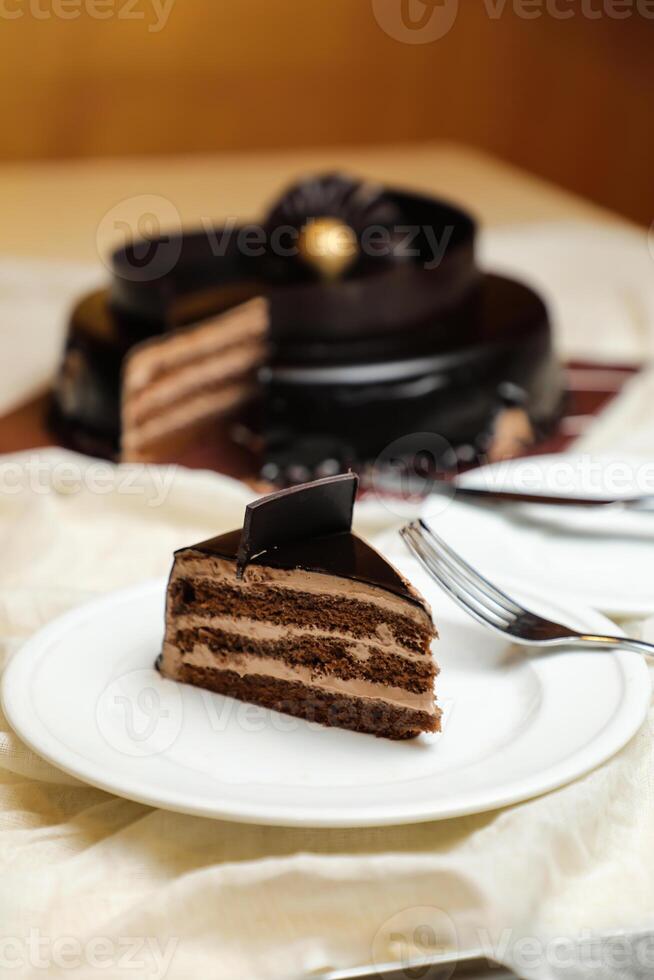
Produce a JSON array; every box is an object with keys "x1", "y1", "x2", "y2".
[
  {"x1": 0, "y1": 449, "x2": 651, "y2": 980},
  {"x1": 574, "y1": 366, "x2": 654, "y2": 456},
  {"x1": 0, "y1": 258, "x2": 102, "y2": 415},
  {"x1": 479, "y1": 222, "x2": 654, "y2": 364},
  {"x1": 1, "y1": 222, "x2": 654, "y2": 980}
]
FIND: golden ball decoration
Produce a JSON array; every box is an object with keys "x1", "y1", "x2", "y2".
[{"x1": 298, "y1": 217, "x2": 358, "y2": 281}]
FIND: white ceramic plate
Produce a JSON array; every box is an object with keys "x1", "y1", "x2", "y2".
[
  {"x1": 2, "y1": 565, "x2": 649, "y2": 827},
  {"x1": 413, "y1": 453, "x2": 654, "y2": 618}
]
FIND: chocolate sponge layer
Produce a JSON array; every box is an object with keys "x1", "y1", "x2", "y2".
[
  {"x1": 175, "y1": 626, "x2": 437, "y2": 694},
  {"x1": 180, "y1": 664, "x2": 441, "y2": 739},
  {"x1": 170, "y1": 577, "x2": 433, "y2": 654}
]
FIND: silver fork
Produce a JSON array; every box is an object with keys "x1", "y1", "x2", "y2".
[{"x1": 401, "y1": 519, "x2": 654, "y2": 657}]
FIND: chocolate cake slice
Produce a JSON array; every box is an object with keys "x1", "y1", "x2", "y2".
[
  {"x1": 159, "y1": 474, "x2": 440, "y2": 739},
  {"x1": 121, "y1": 298, "x2": 268, "y2": 462}
]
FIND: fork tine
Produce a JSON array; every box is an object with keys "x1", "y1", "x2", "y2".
[
  {"x1": 418, "y1": 518, "x2": 524, "y2": 616},
  {"x1": 413, "y1": 527, "x2": 517, "y2": 624},
  {"x1": 420, "y1": 549, "x2": 513, "y2": 628},
  {"x1": 401, "y1": 526, "x2": 512, "y2": 635},
  {"x1": 402, "y1": 527, "x2": 510, "y2": 634}
]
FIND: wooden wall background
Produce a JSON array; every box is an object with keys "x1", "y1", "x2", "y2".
[{"x1": 0, "y1": 0, "x2": 652, "y2": 224}]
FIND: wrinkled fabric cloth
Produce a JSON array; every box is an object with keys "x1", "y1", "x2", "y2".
[
  {"x1": 0, "y1": 450, "x2": 652, "y2": 980},
  {"x1": 0, "y1": 221, "x2": 654, "y2": 980}
]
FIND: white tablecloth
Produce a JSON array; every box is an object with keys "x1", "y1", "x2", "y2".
[{"x1": 0, "y1": 222, "x2": 653, "y2": 980}]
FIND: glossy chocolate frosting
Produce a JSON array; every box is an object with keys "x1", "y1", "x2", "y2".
[
  {"x1": 191, "y1": 529, "x2": 425, "y2": 609},
  {"x1": 236, "y1": 473, "x2": 357, "y2": 573},
  {"x1": 109, "y1": 174, "x2": 478, "y2": 348},
  {"x1": 181, "y1": 474, "x2": 426, "y2": 608},
  {"x1": 51, "y1": 172, "x2": 564, "y2": 476}
]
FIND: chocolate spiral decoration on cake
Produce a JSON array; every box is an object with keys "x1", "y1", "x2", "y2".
[{"x1": 262, "y1": 173, "x2": 407, "y2": 283}]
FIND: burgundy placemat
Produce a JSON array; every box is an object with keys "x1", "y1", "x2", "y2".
[
  {"x1": 0, "y1": 362, "x2": 638, "y2": 481},
  {"x1": 523, "y1": 361, "x2": 638, "y2": 457}
]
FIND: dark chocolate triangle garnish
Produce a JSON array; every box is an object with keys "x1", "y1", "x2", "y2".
[{"x1": 236, "y1": 473, "x2": 358, "y2": 576}]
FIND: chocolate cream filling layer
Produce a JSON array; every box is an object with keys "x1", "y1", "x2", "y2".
[
  {"x1": 124, "y1": 344, "x2": 267, "y2": 426},
  {"x1": 171, "y1": 613, "x2": 432, "y2": 665},
  {"x1": 123, "y1": 297, "x2": 268, "y2": 392},
  {"x1": 174, "y1": 623, "x2": 435, "y2": 693},
  {"x1": 173, "y1": 554, "x2": 434, "y2": 627},
  {"x1": 171, "y1": 549, "x2": 433, "y2": 628},
  {"x1": 122, "y1": 379, "x2": 256, "y2": 457},
  {"x1": 172, "y1": 579, "x2": 430, "y2": 654},
  {"x1": 121, "y1": 297, "x2": 268, "y2": 459},
  {"x1": 161, "y1": 554, "x2": 437, "y2": 718},
  {"x1": 171, "y1": 643, "x2": 436, "y2": 714}
]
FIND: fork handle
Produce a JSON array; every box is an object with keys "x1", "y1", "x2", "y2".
[{"x1": 576, "y1": 634, "x2": 654, "y2": 659}]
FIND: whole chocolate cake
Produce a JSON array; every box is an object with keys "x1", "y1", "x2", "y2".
[{"x1": 51, "y1": 173, "x2": 563, "y2": 483}]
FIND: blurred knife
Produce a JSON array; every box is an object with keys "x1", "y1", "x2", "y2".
[
  {"x1": 437, "y1": 483, "x2": 654, "y2": 510},
  {"x1": 320, "y1": 953, "x2": 516, "y2": 979}
]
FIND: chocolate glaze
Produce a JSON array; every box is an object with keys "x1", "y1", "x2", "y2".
[
  {"x1": 236, "y1": 473, "x2": 357, "y2": 574},
  {"x1": 50, "y1": 173, "x2": 564, "y2": 476},
  {"x1": 189, "y1": 529, "x2": 426, "y2": 610},
  {"x1": 179, "y1": 474, "x2": 427, "y2": 608},
  {"x1": 109, "y1": 180, "x2": 476, "y2": 343},
  {"x1": 263, "y1": 274, "x2": 562, "y2": 477}
]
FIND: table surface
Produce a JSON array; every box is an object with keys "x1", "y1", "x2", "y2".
[{"x1": 0, "y1": 141, "x2": 633, "y2": 459}]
